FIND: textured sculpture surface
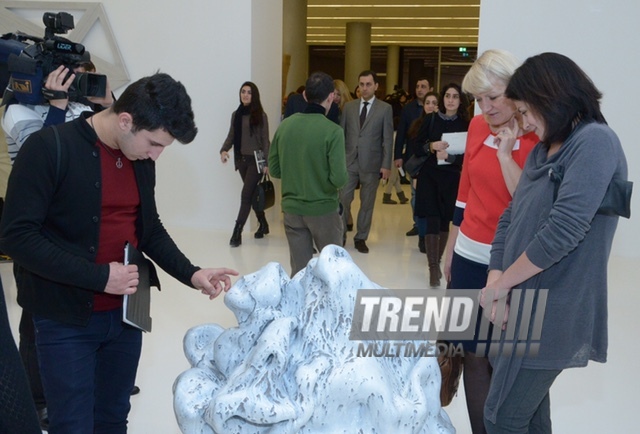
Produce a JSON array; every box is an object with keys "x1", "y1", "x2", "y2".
[{"x1": 173, "y1": 245, "x2": 455, "y2": 434}]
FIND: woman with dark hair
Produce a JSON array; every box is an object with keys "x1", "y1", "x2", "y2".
[
  {"x1": 480, "y1": 52, "x2": 627, "y2": 433},
  {"x1": 411, "y1": 83, "x2": 469, "y2": 287},
  {"x1": 423, "y1": 91, "x2": 438, "y2": 115},
  {"x1": 221, "y1": 81, "x2": 270, "y2": 247},
  {"x1": 405, "y1": 91, "x2": 438, "y2": 250},
  {"x1": 405, "y1": 91, "x2": 439, "y2": 148},
  {"x1": 406, "y1": 91, "x2": 439, "y2": 158}
]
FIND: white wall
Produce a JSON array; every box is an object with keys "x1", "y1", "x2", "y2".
[
  {"x1": 147, "y1": 0, "x2": 282, "y2": 233},
  {"x1": 1, "y1": 0, "x2": 282, "y2": 232},
  {"x1": 251, "y1": 0, "x2": 283, "y2": 142},
  {"x1": 479, "y1": 2, "x2": 639, "y2": 433},
  {"x1": 479, "y1": 0, "x2": 639, "y2": 258}
]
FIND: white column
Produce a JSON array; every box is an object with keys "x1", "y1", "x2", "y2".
[
  {"x1": 386, "y1": 45, "x2": 400, "y2": 92},
  {"x1": 344, "y1": 22, "x2": 371, "y2": 91},
  {"x1": 282, "y1": 0, "x2": 308, "y2": 96}
]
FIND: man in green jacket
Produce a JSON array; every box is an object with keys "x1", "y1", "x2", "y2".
[{"x1": 269, "y1": 71, "x2": 347, "y2": 275}]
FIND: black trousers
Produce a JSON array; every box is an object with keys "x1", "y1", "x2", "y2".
[
  {"x1": 415, "y1": 167, "x2": 460, "y2": 234},
  {"x1": 235, "y1": 155, "x2": 264, "y2": 225}
]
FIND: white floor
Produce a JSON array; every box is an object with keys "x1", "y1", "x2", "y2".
[{"x1": 3, "y1": 183, "x2": 638, "y2": 434}]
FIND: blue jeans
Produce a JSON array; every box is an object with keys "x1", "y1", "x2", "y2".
[
  {"x1": 33, "y1": 309, "x2": 142, "y2": 434},
  {"x1": 484, "y1": 368, "x2": 562, "y2": 434}
]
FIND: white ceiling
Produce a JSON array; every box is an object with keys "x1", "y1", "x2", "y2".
[{"x1": 306, "y1": 0, "x2": 480, "y2": 47}]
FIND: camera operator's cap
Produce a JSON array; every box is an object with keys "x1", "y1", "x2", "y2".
[
  {"x1": 76, "y1": 50, "x2": 95, "y2": 72},
  {"x1": 76, "y1": 49, "x2": 90, "y2": 65}
]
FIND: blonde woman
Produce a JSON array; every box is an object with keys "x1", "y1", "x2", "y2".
[
  {"x1": 444, "y1": 50, "x2": 539, "y2": 434},
  {"x1": 333, "y1": 79, "x2": 355, "y2": 229},
  {"x1": 333, "y1": 79, "x2": 353, "y2": 115}
]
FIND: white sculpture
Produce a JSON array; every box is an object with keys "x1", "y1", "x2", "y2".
[{"x1": 173, "y1": 245, "x2": 455, "y2": 434}]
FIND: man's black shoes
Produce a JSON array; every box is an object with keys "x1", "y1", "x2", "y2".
[{"x1": 354, "y1": 239, "x2": 369, "y2": 254}]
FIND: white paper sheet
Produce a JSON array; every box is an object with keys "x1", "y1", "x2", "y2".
[{"x1": 441, "y1": 132, "x2": 468, "y2": 155}]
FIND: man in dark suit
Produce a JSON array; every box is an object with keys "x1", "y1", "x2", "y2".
[
  {"x1": 394, "y1": 77, "x2": 431, "y2": 237},
  {"x1": 340, "y1": 70, "x2": 394, "y2": 253}
]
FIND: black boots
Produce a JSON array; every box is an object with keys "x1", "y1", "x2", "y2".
[
  {"x1": 231, "y1": 214, "x2": 269, "y2": 247},
  {"x1": 254, "y1": 212, "x2": 270, "y2": 239},
  {"x1": 229, "y1": 222, "x2": 243, "y2": 247},
  {"x1": 397, "y1": 191, "x2": 409, "y2": 204},
  {"x1": 418, "y1": 236, "x2": 426, "y2": 254}
]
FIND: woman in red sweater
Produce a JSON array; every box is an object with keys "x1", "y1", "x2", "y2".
[{"x1": 443, "y1": 49, "x2": 539, "y2": 434}]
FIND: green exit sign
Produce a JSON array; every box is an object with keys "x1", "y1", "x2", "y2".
[{"x1": 459, "y1": 47, "x2": 467, "y2": 52}]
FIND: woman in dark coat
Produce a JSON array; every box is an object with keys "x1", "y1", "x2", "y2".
[
  {"x1": 220, "y1": 82, "x2": 270, "y2": 247},
  {"x1": 412, "y1": 83, "x2": 469, "y2": 287}
]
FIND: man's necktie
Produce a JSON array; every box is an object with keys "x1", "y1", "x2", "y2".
[{"x1": 360, "y1": 101, "x2": 369, "y2": 128}]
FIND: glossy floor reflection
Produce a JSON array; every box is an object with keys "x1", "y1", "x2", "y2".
[{"x1": 2, "y1": 183, "x2": 637, "y2": 434}]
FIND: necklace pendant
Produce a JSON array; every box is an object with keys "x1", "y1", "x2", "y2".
[{"x1": 116, "y1": 158, "x2": 123, "y2": 169}]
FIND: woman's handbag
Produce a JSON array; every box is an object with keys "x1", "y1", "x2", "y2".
[
  {"x1": 598, "y1": 178, "x2": 633, "y2": 218},
  {"x1": 550, "y1": 168, "x2": 633, "y2": 218},
  {"x1": 437, "y1": 341, "x2": 463, "y2": 407},
  {"x1": 252, "y1": 174, "x2": 275, "y2": 212},
  {"x1": 404, "y1": 154, "x2": 428, "y2": 178},
  {"x1": 403, "y1": 113, "x2": 436, "y2": 178}
]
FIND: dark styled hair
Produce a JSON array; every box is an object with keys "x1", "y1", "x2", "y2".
[
  {"x1": 425, "y1": 91, "x2": 438, "y2": 101},
  {"x1": 408, "y1": 92, "x2": 439, "y2": 138},
  {"x1": 413, "y1": 77, "x2": 431, "y2": 100},
  {"x1": 305, "y1": 71, "x2": 335, "y2": 104},
  {"x1": 113, "y1": 73, "x2": 197, "y2": 144},
  {"x1": 358, "y1": 70, "x2": 379, "y2": 84},
  {"x1": 407, "y1": 114, "x2": 424, "y2": 140},
  {"x1": 505, "y1": 52, "x2": 605, "y2": 146},
  {"x1": 439, "y1": 82, "x2": 469, "y2": 121},
  {"x1": 239, "y1": 81, "x2": 266, "y2": 130}
]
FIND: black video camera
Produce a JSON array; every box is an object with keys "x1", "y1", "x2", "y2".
[{"x1": 0, "y1": 11, "x2": 106, "y2": 105}]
